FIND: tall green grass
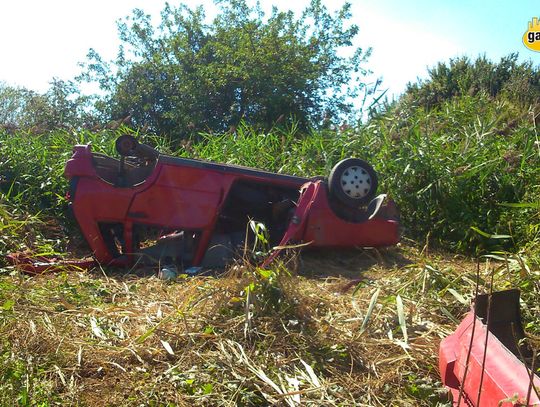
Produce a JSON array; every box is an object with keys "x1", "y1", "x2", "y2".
[
  {"x1": 0, "y1": 92, "x2": 538, "y2": 260},
  {"x1": 366, "y1": 94, "x2": 539, "y2": 254}
]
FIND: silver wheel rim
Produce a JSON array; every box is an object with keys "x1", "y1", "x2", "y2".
[{"x1": 340, "y1": 166, "x2": 372, "y2": 199}]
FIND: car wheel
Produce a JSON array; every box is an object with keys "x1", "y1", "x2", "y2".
[{"x1": 328, "y1": 158, "x2": 378, "y2": 207}]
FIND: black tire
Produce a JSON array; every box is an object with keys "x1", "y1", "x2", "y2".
[
  {"x1": 115, "y1": 135, "x2": 138, "y2": 156},
  {"x1": 328, "y1": 158, "x2": 378, "y2": 207}
]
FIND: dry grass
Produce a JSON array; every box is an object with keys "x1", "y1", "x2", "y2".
[{"x1": 1, "y1": 244, "x2": 538, "y2": 406}]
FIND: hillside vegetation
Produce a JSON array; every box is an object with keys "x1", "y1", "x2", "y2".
[{"x1": 0, "y1": 35, "x2": 539, "y2": 407}]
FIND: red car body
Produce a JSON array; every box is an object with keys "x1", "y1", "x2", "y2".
[
  {"x1": 64, "y1": 137, "x2": 399, "y2": 268},
  {"x1": 439, "y1": 290, "x2": 540, "y2": 406}
]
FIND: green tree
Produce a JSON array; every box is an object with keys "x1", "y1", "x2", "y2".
[
  {"x1": 0, "y1": 80, "x2": 94, "y2": 132},
  {"x1": 0, "y1": 83, "x2": 30, "y2": 129},
  {"x1": 403, "y1": 54, "x2": 540, "y2": 110},
  {"x1": 79, "y1": 0, "x2": 372, "y2": 138}
]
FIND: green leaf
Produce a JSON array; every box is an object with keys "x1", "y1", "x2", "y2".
[
  {"x1": 447, "y1": 288, "x2": 467, "y2": 305},
  {"x1": 470, "y1": 226, "x2": 511, "y2": 239},
  {"x1": 1, "y1": 299, "x2": 14, "y2": 311},
  {"x1": 257, "y1": 268, "x2": 274, "y2": 279},
  {"x1": 201, "y1": 383, "x2": 213, "y2": 394},
  {"x1": 352, "y1": 280, "x2": 368, "y2": 296},
  {"x1": 396, "y1": 295, "x2": 408, "y2": 343},
  {"x1": 360, "y1": 288, "x2": 380, "y2": 333}
]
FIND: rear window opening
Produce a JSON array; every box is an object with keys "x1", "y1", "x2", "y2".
[{"x1": 92, "y1": 153, "x2": 157, "y2": 187}]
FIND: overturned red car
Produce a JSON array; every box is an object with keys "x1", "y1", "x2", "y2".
[{"x1": 64, "y1": 135, "x2": 399, "y2": 268}]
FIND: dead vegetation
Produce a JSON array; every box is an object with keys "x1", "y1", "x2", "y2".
[{"x1": 1, "y1": 244, "x2": 538, "y2": 406}]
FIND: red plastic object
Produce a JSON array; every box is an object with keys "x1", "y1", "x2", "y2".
[
  {"x1": 440, "y1": 310, "x2": 540, "y2": 406},
  {"x1": 6, "y1": 253, "x2": 95, "y2": 274},
  {"x1": 64, "y1": 141, "x2": 399, "y2": 268}
]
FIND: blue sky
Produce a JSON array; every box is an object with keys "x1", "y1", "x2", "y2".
[{"x1": 0, "y1": 0, "x2": 538, "y2": 99}]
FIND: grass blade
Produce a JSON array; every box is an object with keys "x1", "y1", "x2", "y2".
[
  {"x1": 447, "y1": 288, "x2": 468, "y2": 305},
  {"x1": 396, "y1": 295, "x2": 408, "y2": 343},
  {"x1": 470, "y1": 226, "x2": 511, "y2": 239},
  {"x1": 160, "y1": 340, "x2": 175, "y2": 355},
  {"x1": 360, "y1": 288, "x2": 380, "y2": 333}
]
